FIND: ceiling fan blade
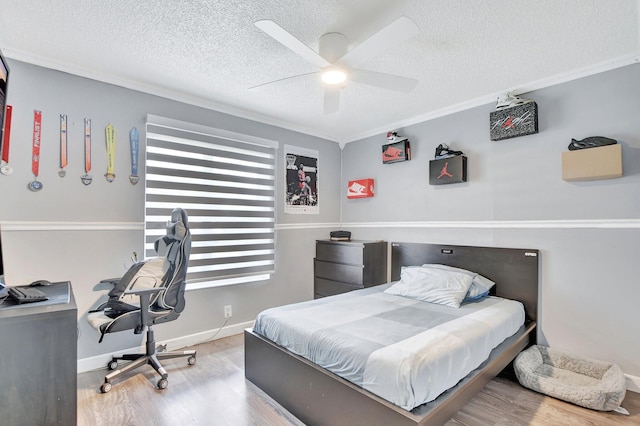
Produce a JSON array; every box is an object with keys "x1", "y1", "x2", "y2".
[
  {"x1": 249, "y1": 72, "x2": 319, "y2": 90},
  {"x1": 324, "y1": 87, "x2": 340, "y2": 115},
  {"x1": 338, "y1": 16, "x2": 419, "y2": 67},
  {"x1": 254, "y1": 20, "x2": 330, "y2": 69},
  {"x1": 350, "y1": 69, "x2": 418, "y2": 93}
]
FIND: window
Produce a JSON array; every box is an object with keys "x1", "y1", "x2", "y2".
[{"x1": 145, "y1": 115, "x2": 277, "y2": 289}]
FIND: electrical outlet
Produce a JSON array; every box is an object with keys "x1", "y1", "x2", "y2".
[{"x1": 224, "y1": 305, "x2": 232, "y2": 318}]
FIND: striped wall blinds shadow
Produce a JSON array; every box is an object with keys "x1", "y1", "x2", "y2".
[{"x1": 145, "y1": 115, "x2": 278, "y2": 289}]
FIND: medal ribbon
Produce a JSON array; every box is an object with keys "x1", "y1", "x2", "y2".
[
  {"x1": 130, "y1": 127, "x2": 139, "y2": 175},
  {"x1": 32, "y1": 110, "x2": 42, "y2": 177},
  {"x1": 1, "y1": 105, "x2": 13, "y2": 163},
  {"x1": 105, "y1": 124, "x2": 116, "y2": 181},
  {"x1": 84, "y1": 118, "x2": 92, "y2": 173},
  {"x1": 60, "y1": 114, "x2": 68, "y2": 169}
]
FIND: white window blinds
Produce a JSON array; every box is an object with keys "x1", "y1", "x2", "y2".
[{"x1": 145, "y1": 115, "x2": 278, "y2": 288}]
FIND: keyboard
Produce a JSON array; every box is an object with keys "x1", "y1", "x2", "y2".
[{"x1": 8, "y1": 286, "x2": 49, "y2": 304}]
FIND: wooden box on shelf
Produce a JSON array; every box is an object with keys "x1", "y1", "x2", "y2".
[{"x1": 562, "y1": 144, "x2": 622, "y2": 182}]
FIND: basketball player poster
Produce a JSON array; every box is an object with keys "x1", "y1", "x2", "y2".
[{"x1": 284, "y1": 145, "x2": 319, "y2": 214}]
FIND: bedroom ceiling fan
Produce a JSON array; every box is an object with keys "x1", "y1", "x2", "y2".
[{"x1": 252, "y1": 16, "x2": 420, "y2": 114}]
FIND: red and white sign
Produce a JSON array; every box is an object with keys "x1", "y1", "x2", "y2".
[{"x1": 347, "y1": 178, "x2": 374, "y2": 199}]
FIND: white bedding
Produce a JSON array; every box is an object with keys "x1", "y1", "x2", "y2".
[{"x1": 253, "y1": 283, "x2": 525, "y2": 411}]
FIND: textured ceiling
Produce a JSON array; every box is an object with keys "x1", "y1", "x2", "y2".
[{"x1": 0, "y1": 0, "x2": 639, "y2": 143}]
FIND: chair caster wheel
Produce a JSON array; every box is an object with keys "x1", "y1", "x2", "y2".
[
  {"x1": 107, "y1": 360, "x2": 118, "y2": 370},
  {"x1": 101, "y1": 382, "x2": 112, "y2": 393},
  {"x1": 157, "y1": 378, "x2": 168, "y2": 390},
  {"x1": 188, "y1": 355, "x2": 196, "y2": 365}
]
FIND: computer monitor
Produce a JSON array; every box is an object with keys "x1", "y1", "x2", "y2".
[{"x1": 0, "y1": 48, "x2": 9, "y2": 149}]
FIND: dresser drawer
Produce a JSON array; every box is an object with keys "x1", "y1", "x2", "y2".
[
  {"x1": 314, "y1": 278, "x2": 362, "y2": 298},
  {"x1": 315, "y1": 242, "x2": 364, "y2": 265},
  {"x1": 314, "y1": 260, "x2": 364, "y2": 285},
  {"x1": 313, "y1": 240, "x2": 387, "y2": 298}
]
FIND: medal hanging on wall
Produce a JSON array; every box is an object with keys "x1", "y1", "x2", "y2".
[
  {"x1": 0, "y1": 105, "x2": 14, "y2": 175},
  {"x1": 129, "y1": 127, "x2": 139, "y2": 185},
  {"x1": 105, "y1": 124, "x2": 116, "y2": 182},
  {"x1": 28, "y1": 110, "x2": 44, "y2": 192},
  {"x1": 59, "y1": 114, "x2": 68, "y2": 177},
  {"x1": 81, "y1": 118, "x2": 93, "y2": 185}
]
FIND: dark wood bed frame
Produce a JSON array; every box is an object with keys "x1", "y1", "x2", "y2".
[{"x1": 245, "y1": 242, "x2": 539, "y2": 425}]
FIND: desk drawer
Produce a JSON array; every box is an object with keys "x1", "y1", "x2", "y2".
[
  {"x1": 314, "y1": 278, "x2": 362, "y2": 298},
  {"x1": 314, "y1": 260, "x2": 364, "y2": 285}
]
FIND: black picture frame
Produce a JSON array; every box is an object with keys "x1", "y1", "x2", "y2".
[
  {"x1": 382, "y1": 139, "x2": 411, "y2": 164},
  {"x1": 429, "y1": 155, "x2": 467, "y2": 185},
  {"x1": 489, "y1": 102, "x2": 538, "y2": 141}
]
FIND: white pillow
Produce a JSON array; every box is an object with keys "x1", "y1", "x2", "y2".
[
  {"x1": 384, "y1": 266, "x2": 473, "y2": 308},
  {"x1": 421, "y1": 264, "x2": 495, "y2": 301}
]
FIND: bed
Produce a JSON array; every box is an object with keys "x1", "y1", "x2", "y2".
[{"x1": 245, "y1": 242, "x2": 539, "y2": 425}]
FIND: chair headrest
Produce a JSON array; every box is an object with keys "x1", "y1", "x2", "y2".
[
  {"x1": 171, "y1": 208, "x2": 189, "y2": 229},
  {"x1": 167, "y1": 221, "x2": 187, "y2": 242},
  {"x1": 166, "y1": 208, "x2": 189, "y2": 240}
]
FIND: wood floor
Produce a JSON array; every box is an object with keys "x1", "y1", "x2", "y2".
[{"x1": 78, "y1": 334, "x2": 640, "y2": 426}]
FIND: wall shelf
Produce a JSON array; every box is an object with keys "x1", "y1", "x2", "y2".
[{"x1": 561, "y1": 144, "x2": 622, "y2": 182}]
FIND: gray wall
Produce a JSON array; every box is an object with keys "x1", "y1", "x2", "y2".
[
  {"x1": 0, "y1": 60, "x2": 341, "y2": 361},
  {"x1": 2, "y1": 59, "x2": 638, "y2": 384},
  {"x1": 341, "y1": 64, "x2": 640, "y2": 378}
]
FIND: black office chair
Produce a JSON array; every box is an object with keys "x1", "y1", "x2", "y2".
[{"x1": 87, "y1": 208, "x2": 196, "y2": 393}]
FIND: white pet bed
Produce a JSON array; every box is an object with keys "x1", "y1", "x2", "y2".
[{"x1": 514, "y1": 345, "x2": 628, "y2": 413}]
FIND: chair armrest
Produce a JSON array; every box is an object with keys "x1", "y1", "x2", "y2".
[
  {"x1": 124, "y1": 287, "x2": 163, "y2": 296},
  {"x1": 92, "y1": 277, "x2": 121, "y2": 292},
  {"x1": 124, "y1": 287, "x2": 164, "y2": 327},
  {"x1": 88, "y1": 277, "x2": 123, "y2": 311}
]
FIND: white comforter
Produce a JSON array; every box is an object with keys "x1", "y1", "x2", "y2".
[{"x1": 253, "y1": 284, "x2": 525, "y2": 410}]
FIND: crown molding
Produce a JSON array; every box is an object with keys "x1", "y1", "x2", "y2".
[
  {"x1": 6, "y1": 48, "x2": 638, "y2": 147},
  {"x1": 345, "y1": 52, "x2": 640, "y2": 144}
]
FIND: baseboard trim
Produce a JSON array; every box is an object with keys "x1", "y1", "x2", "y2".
[
  {"x1": 77, "y1": 320, "x2": 254, "y2": 374},
  {"x1": 78, "y1": 322, "x2": 640, "y2": 394},
  {"x1": 626, "y1": 374, "x2": 640, "y2": 393}
]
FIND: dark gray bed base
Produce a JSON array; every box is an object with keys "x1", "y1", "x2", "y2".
[{"x1": 245, "y1": 242, "x2": 539, "y2": 425}]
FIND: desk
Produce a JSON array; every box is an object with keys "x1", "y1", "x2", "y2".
[{"x1": 0, "y1": 282, "x2": 77, "y2": 426}]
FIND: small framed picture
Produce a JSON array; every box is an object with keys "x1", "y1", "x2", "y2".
[
  {"x1": 347, "y1": 178, "x2": 374, "y2": 198},
  {"x1": 382, "y1": 139, "x2": 411, "y2": 164},
  {"x1": 490, "y1": 102, "x2": 538, "y2": 141},
  {"x1": 429, "y1": 156, "x2": 467, "y2": 185}
]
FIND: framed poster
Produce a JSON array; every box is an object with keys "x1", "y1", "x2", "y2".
[
  {"x1": 489, "y1": 102, "x2": 538, "y2": 141},
  {"x1": 284, "y1": 145, "x2": 319, "y2": 214}
]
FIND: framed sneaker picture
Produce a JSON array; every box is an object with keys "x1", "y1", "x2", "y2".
[
  {"x1": 490, "y1": 94, "x2": 538, "y2": 141},
  {"x1": 382, "y1": 139, "x2": 411, "y2": 164},
  {"x1": 284, "y1": 145, "x2": 319, "y2": 214},
  {"x1": 429, "y1": 155, "x2": 467, "y2": 185}
]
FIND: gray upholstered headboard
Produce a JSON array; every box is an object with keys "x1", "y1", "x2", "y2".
[{"x1": 390, "y1": 242, "x2": 539, "y2": 323}]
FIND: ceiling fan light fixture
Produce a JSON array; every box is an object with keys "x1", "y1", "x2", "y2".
[{"x1": 321, "y1": 67, "x2": 348, "y2": 85}]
